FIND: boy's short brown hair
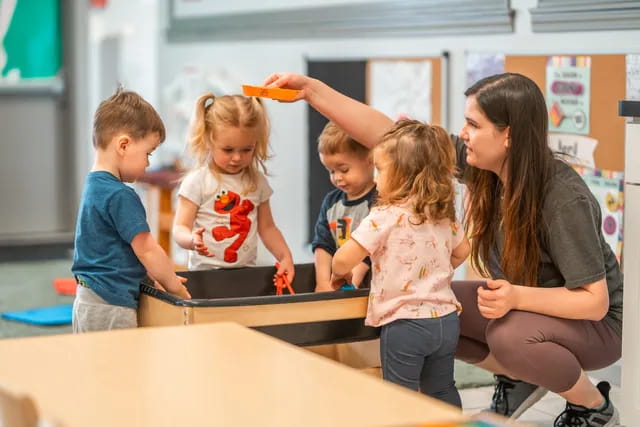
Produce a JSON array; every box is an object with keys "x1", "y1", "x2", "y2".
[
  {"x1": 317, "y1": 121, "x2": 369, "y2": 158},
  {"x1": 93, "y1": 87, "x2": 166, "y2": 149}
]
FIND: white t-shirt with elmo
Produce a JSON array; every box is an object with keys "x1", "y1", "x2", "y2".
[{"x1": 178, "y1": 166, "x2": 273, "y2": 270}]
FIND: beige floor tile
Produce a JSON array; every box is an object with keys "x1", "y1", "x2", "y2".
[
  {"x1": 516, "y1": 407, "x2": 555, "y2": 426},
  {"x1": 460, "y1": 385, "x2": 494, "y2": 411},
  {"x1": 532, "y1": 396, "x2": 565, "y2": 417}
]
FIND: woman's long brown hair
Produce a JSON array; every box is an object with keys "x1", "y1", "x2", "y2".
[{"x1": 464, "y1": 73, "x2": 552, "y2": 286}]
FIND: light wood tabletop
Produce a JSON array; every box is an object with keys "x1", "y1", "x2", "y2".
[{"x1": 0, "y1": 322, "x2": 467, "y2": 427}]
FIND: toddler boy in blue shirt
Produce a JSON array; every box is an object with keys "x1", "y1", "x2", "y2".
[{"x1": 72, "y1": 88, "x2": 190, "y2": 332}]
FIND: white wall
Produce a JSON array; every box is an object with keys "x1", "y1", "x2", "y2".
[
  {"x1": 69, "y1": 0, "x2": 89, "y2": 224},
  {"x1": 156, "y1": 0, "x2": 640, "y2": 264},
  {"x1": 87, "y1": 0, "x2": 161, "y2": 166},
  {"x1": 89, "y1": 0, "x2": 159, "y2": 104},
  {"x1": 173, "y1": 0, "x2": 374, "y2": 17}
]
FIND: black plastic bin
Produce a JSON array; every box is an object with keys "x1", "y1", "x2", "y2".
[{"x1": 138, "y1": 263, "x2": 379, "y2": 347}]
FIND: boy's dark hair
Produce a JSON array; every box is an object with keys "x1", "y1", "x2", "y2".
[
  {"x1": 93, "y1": 87, "x2": 166, "y2": 149},
  {"x1": 317, "y1": 121, "x2": 369, "y2": 159}
]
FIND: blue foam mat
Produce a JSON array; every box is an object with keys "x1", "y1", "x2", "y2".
[{"x1": 1, "y1": 304, "x2": 73, "y2": 326}]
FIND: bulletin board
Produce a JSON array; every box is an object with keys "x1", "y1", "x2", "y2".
[
  {"x1": 504, "y1": 54, "x2": 626, "y2": 171},
  {"x1": 366, "y1": 56, "x2": 445, "y2": 127}
]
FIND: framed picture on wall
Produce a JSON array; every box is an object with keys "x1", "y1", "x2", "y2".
[{"x1": 0, "y1": 0, "x2": 61, "y2": 83}]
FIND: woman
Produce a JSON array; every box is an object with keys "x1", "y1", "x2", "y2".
[{"x1": 263, "y1": 72, "x2": 623, "y2": 427}]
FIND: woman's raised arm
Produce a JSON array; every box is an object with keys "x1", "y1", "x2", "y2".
[{"x1": 264, "y1": 72, "x2": 394, "y2": 149}]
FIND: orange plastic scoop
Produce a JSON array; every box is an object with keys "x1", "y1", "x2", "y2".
[{"x1": 242, "y1": 85, "x2": 300, "y2": 101}]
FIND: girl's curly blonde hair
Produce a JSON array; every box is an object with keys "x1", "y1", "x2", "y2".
[{"x1": 375, "y1": 119, "x2": 457, "y2": 225}]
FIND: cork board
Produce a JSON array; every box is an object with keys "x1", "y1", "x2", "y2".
[{"x1": 505, "y1": 54, "x2": 626, "y2": 171}]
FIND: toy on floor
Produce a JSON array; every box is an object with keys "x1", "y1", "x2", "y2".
[
  {"x1": 273, "y1": 263, "x2": 295, "y2": 295},
  {"x1": 1, "y1": 304, "x2": 73, "y2": 326},
  {"x1": 53, "y1": 277, "x2": 77, "y2": 296}
]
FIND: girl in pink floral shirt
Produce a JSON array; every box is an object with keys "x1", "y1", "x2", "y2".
[{"x1": 331, "y1": 120, "x2": 470, "y2": 407}]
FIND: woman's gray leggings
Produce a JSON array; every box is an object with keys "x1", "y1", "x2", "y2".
[{"x1": 452, "y1": 281, "x2": 621, "y2": 393}]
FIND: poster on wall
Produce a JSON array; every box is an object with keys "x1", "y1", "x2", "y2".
[
  {"x1": 465, "y1": 53, "x2": 505, "y2": 89},
  {"x1": 546, "y1": 56, "x2": 591, "y2": 135},
  {"x1": 0, "y1": 0, "x2": 61, "y2": 82},
  {"x1": 548, "y1": 133, "x2": 597, "y2": 168},
  {"x1": 627, "y1": 54, "x2": 640, "y2": 100},
  {"x1": 368, "y1": 59, "x2": 432, "y2": 123},
  {"x1": 574, "y1": 167, "x2": 624, "y2": 263}
]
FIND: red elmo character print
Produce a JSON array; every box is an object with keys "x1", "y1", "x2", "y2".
[{"x1": 212, "y1": 190, "x2": 255, "y2": 263}]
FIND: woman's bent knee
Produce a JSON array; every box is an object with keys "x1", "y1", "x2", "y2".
[{"x1": 485, "y1": 311, "x2": 545, "y2": 363}]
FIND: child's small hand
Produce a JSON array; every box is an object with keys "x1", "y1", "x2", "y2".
[
  {"x1": 314, "y1": 281, "x2": 333, "y2": 292},
  {"x1": 172, "y1": 281, "x2": 191, "y2": 300},
  {"x1": 350, "y1": 262, "x2": 370, "y2": 288},
  {"x1": 276, "y1": 258, "x2": 296, "y2": 283},
  {"x1": 149, "y1": 273, "x2": 169, "y2": 293},
  {"x1": 152, "y1": 280, "x2": 166, "y2": 292},
  {"x1": 154, "y1": 275, "x2": 187, "y2": 293},
  {"x1": 330, "y1": 272, "x2": 353, "y2": 290},
  {"x1": 276, "y1": 257, "x2": 295, "y2": 283},
  {"x1": 192, "y1": 228, "x2": 214, "y2": 257}
]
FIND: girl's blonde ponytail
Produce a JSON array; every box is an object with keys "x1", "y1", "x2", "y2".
[{"x1": 188, "y1": 93, "x2": 216, "y2": 166}]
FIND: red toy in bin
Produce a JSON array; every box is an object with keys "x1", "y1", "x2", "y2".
[{"x1": 273, "y1": 263, "x2": 294, "y2": 295}]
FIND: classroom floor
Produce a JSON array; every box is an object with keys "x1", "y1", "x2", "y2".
[
  {"x1": 0, "y1": 258, "x2": 622, "y2": 426},
  {"x1": 0, "y1": 259, "x2": 73, "y2": 338}
]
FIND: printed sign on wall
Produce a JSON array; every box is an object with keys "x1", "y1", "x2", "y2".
[
  {"x1": 627, "y1": 54, "x2": 640, "y2": 100},
  {"x1": 548, "y1": 133, "x2": 597, "y2": 168},
  {"x1": 574, "y1": 167, "x2": 624, "y2": 262},
  {"x1": 369, "y1": 59, "x2": 432, "y2": 123},
  {"x1": 546, "y1": 56, "x2": 591, "y2": 135}
]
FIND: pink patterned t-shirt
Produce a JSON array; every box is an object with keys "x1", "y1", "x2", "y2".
[{"x1": 351, "y1": 204, "x2": 464, "y2": 327}]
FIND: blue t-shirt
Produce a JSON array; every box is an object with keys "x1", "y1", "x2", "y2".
[
  {"x1": 72, "y1": 171, "x2": 150, "y2": 309},
  {"x1": 311, "y1": 186, "x2": 376, "y2": 257}
]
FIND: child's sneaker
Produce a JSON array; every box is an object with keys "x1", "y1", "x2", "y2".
[
  {"x1": 487, "y1": 374, "x2": 548, "y2": 419},
  {"x1": 554, "y1": 381, "x2": 619, "y2": 426}
]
